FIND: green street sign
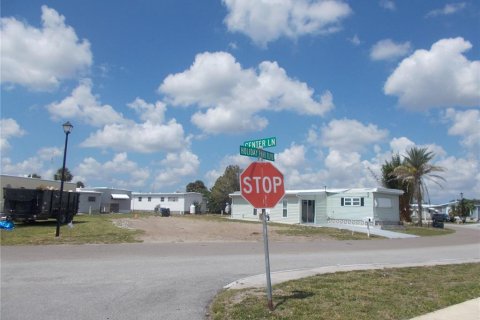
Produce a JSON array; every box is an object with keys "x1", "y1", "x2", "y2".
[
  {"x1": 240, "y1": 146, "x2": 275, "y2": 161},
  {"x1": 244, "y1": 137, "x2": 276, "y2": 149}
]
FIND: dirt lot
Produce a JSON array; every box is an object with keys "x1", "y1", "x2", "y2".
[{"x1": 114, "y1": 215, "x2": 328, "y2": 243}]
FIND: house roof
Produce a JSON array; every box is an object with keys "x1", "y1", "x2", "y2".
[{"x1": 230, "y1": 187, "x2": 403, "y2": 197}]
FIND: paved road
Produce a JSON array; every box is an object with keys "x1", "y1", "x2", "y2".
[{"x1": 2, "y1": 224, "x2": 479, "y2": 320}]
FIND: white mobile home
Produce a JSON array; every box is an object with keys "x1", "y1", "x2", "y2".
[
  {"x1": 230, "y1": 188, "x2": 403, "y2": 226},
  {"x1": 76, "y1": 189, "x2": 102, "y2": 214},
  {"x1": 81, "y1": 187, "x2": 132, "y2": 213},
  {"x1": 131, "y1": 192, "x2": 206, "y2": 214}
]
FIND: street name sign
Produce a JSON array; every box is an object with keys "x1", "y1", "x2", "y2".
[
  {"x1": 239, "y1": 146, "x2": 275, "y2": 161},
  {"x1": 244, "y1": 137, "x2": 276, "y2": 149}
]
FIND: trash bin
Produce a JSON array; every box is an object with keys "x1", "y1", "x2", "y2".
[{"x1": 432, "y1": 220, "x2": 444, "y2": 228}]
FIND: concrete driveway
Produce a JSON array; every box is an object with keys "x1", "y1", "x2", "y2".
[{"x1": 1, "y1": 224, "x2": 479, "y2": 320}]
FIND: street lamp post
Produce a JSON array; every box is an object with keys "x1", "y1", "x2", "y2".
[{"x1": 55, "y1": 121, "x2": 73, "y2": 237}]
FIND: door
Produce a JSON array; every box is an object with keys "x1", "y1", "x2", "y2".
[
  {"x1": 110, "y1": 203, "x2": 120, "y2": 213},
  {"x1": 301, "y1": 200, "x2": 315, "y2": 223}
]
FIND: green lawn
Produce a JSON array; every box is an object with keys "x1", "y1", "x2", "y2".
[
  {"x1": 209, "y1": 263, "x2": 480, "y2": 320},
  {"x1": 0, "y1": 213, "x2": 144, "y2": 245}
]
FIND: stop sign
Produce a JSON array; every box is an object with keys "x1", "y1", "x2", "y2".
[{"x1": 240, "y1": 162, "x2": 285, "y2": 208}]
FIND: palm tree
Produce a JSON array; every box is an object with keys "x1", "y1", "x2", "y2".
[
  {"x1": 54, "y1": 167, "x2": 73, "y2": 182},
  {"x1": 392, "y1": 147, "x2": 445, "y2": 226},
  {"x1": 381, "y1": 154, "x2": 413, "y2": 222}
]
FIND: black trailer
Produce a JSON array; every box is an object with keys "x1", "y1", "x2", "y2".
[{"x1": 3, "y1": 188, "x2": 79, "y2": 223}]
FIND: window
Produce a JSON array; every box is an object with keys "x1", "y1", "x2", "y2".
[
  {"x1": 148, "y1": 197, "x2": 151, "y2": 202},
  {"x1": 88, "y1": 196, "x2": 96, "y2": 202},
  {"x1": 341, "y1": 197, "x2": 364, "y2": 207},
  {"x1": 167, "y1": 197, "x2": 178, "y2": 202},
  {"x1": 282, "y1": 199, "x2": 288, "y2": 217},
  {"x1": 138, "y1": 197, "x2": 142, "y2": 202},
  {"x1": 253, "y1": 208, "x2": 257, "y2": 216},
  {"x1": 161, "y1": 197, "x2": 164, "y2": 202}
]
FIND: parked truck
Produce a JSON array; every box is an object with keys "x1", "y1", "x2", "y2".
[{"x1": 2, "y1": 188, "x2": 80, "y2": 223}]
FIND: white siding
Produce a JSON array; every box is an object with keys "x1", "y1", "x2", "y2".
[{"x1": 132, "y1": 193, "x2": 205, "y2": 214}]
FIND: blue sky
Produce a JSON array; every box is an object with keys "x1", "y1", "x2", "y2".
[{"x1": 1, "y1": 0, "x2": 479, "y2": 203}]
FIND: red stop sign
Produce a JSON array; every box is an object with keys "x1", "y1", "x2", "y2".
[{"x1": 240, "y1": 162, "x2": 285, "y2": 208}]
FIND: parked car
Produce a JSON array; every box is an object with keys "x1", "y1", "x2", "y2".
[{"x1": 432, "y1": 213, "x2": 449, "y2": 222}]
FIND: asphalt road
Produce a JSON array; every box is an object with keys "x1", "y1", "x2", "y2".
[{"x1": 1, "y1": 224, "x2": 479, "y2": 320}]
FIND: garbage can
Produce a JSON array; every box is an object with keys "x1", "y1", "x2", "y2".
[{"x1": 432, "y1": 220, "x2": 444, "y2": 229}]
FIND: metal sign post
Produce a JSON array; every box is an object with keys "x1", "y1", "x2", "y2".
[
  {"x1": 239, "y1": 137, "x2": 283, "y2": 312},
  {"x1": 262, "y1": 208, "x2": 274, "y2": 310}
]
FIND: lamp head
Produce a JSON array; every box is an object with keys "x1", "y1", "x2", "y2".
[{"x1": 62, "y1": 121, "x2": 73, "y2": 134}]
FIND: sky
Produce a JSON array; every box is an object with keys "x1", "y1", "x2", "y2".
[{"x1": 1, "y1": 0, "x2": 479, "y2": 203}]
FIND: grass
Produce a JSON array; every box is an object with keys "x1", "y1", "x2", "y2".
[
  {"x1": 1, "y1": 213, "x2": 456, "y2": 245},
  {"x1": 0, "y1": 213, "x2": 144, "y2": 245},
  {"x1": 209, "y1": 263, "x2": 480, "y2": 320},
  {"x1": 398, "y1": 225, "x2": 455, "y2": 237}
]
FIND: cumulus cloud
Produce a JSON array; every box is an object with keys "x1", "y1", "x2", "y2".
[
  {"x1": 75, "y1": 153, "x2": 150, "y2": 188},
  {"x1": 127, "y1": 98, "x2": 166, "y2": 124},
  {"x1": 0, "y1": 5, "x2": 92, "y2": 90},
  {"x1": 81, "y1": 120, "x2": 187, "y2": 153},
  {"x1": 426, "y1": 3, "x2": 466, "y2": 17},
  {"x1": 0, "y1": 118, "x2": 26, "y2": 152},
  {"x1": 159, "y1": 51, "x2": 333, "y2": 134},
  {"x1": 223, "y1": 0, "x2": 352, "y2": 46},
  {"x1": 444, "y1": 108, "x2": 480, "y2": 155},
  {"x1": 154, "y1": 150, "x2": 200, "y2": 187},
  {"x1": 320, "y1": 118, "x2": 389, "y2": 152},
  {"x1": 1, "y1": 146, "x2": 63, "y2": 178},
  {"x1": 384, "y1": 37, "x2": 480, "y2": 110},
  {"x1": 370, "y1": 39, "x2": 411, "y2": 61},
  {"x1": 47, "y1": 80, "x2": 126, "y2": 127}
]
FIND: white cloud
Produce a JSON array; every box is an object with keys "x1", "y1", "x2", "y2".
[
  {"x1": 428, "y1": 156, "x2": 479, "y2": 201},
  {"x1": 154, "y1": 150, "x2": 200, "y2": 187},
  {"x1": 426, "y1": 3, "x2": 466, "y2": 17},
  {"x1": 444, "y1": 108, "x2": 480, "y2": 155},
  {"x1": 0, "y1": 118, "x2": 26, "y2": 152},
  {"x1": 370, "y1": 39, "x2": 411, "y2": 61},
  {"x1": 320, "y1": 118, "x2": 389, "y2": 152},
  {"x1": 379, "y1": 0, "x2": 396, "y2": 11},
  {"x1": 37, "y1": 147, "x2": 63, "y2": 160},
  {"x1": 0, "y1": 5, "x2": 92, "y2": 90},
  {"x1": 75, "y1": 153, "x2": 150, "y2": 188},
  {"x1": 127, "y1": 98, "x2": 166, "y2": 124},
  {"x1": 389, "y1": 137, "x2": 415, "y2": 154},
  {"x1": 159, "y1": 51, "x2": 333, "y2": 134},
  {"x1": 1, "y1": 146, "x2": 63, "y2": 178},
  {"x1": 81, "y1": 120, "x2": 187, "y2": 153},
  {"x1": 276, "y1": 144, "x2": 306, "y2": 169},
  {"x1": 223, "y1": 0, "x2": 352, "y2": 46},
  {"x1": 47, "y1": 79, "x2": 126, "y2": 127},
  {"x1": 204, "y1": 154, "x2": 251, "y2": 188},
  {"x1": 384, "y1": 37, "x2": 480, "y2": 110}
]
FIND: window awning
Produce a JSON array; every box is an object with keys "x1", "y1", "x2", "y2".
[{"x1": 111, "y1": 194, "x2": 130, "y2": 200}]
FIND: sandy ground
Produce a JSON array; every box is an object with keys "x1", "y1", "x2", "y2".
[{"x1": 114, "y1": 215, "x2": 323, "y2": 243}]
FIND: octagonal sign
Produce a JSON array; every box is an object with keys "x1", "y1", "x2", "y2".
[{"x1": 240, "y1": 162, "x2": 285, "y2": 208}]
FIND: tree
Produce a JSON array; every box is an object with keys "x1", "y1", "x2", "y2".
[
  {"x1": 76, "y1": 181, "x2": 85, "y2": 188},
  {"x1": 392, "y1": 147, "x2": 445, "y2": 226},
  {"x1": 28, "y1": 173, "x2": 41, "y2": 179},
  {"x1": 381, "y1": 154, "x2": 413, "y2": 222},
  {"x1": 186, "y1": 180, "x2": 208, "y2": 194},
  {"x1": 53, "y1": 167, "x2": 73, "y2": 182},
  {"x1": 208, "y1": 165, "x2": 241, "y2": 214}
]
